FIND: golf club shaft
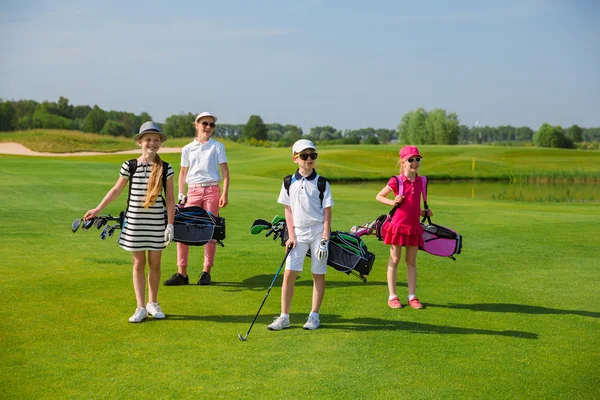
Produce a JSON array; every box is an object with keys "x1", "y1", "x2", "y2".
[{"x1": 241, "y1": 245, "x2": 292, "y2": 339}]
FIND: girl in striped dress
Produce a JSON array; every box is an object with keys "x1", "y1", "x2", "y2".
[{"x1": 84, "y1": 121, "x2": 175, "y2": 323}]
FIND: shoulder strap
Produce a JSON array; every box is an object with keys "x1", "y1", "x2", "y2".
[
  {"x1": 126, "y1": 159, "x2": 137, "y2": 214},
  {"x1": 421, "y1": 176, "x2": 428, "y2": 205},
  {"x1": 284, "y1": 175, "x2": 292, "y2": 196},
  {"x1": 128, "y1": 159, "x2": 137, "y2": 181},
  {"x1": 317, "y1": 176, "x2": 327, "y2": 208},
  {"x1": 162, "y1": 161, "x2": 170, "y2": 193},
  {"x1": 395, "y1": 175, "x2": 403, "y2": 196}
]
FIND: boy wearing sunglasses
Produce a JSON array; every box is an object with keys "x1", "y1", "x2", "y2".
[
  {"x1": 268, "y1": 139, "x2": 334, "y2": 331},
  {"x1": 163, "y1": 112, "x2": 230, "y2": 287},
  {"x1": 375, "y1": 145, "x2": 433, "y2": 310}
]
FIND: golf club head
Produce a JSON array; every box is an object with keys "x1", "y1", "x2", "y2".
[
  {"x1": 237, "y1": 333, "x2": 248, "y2": 342},
  {"x1": 250, "y1": 219, "x2": 272, "y2": 235},
  {"x1": 100, "y1": 226, "x2": 109, "y2": 240},
  {"x1": 108, "y1": 225, "x2": 116, "y2": 237},
  {"x1": 82, "y1": 219, "x2": 95, "y2": 231},
  {"x1": 271, "y1": 215, "x2": 285, "y2": 225},
  {"x1": 94, "y1": 218, "x2": 107, "y2": 229},
  {"x1": 71, "y1": 219, "x2": 82, "y2": 233}
]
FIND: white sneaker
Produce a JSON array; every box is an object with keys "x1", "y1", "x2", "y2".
[
  {"x1": 303, "y1": 315, "x2": 320, "y2": 330},
  {"x1": 128, "y1": 307, "x2": 148, "y2": 323},
  {"x1": 146, "y1": 302, "x2": 166, "y2": 319},
  {"x1": 267, "y1": 316, "x2": 290, "y2": 331}
]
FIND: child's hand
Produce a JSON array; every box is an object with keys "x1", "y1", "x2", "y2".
[
  {"x1": 285, "y1": 238, "x2": 297, "y2": 249},
  {"x1": 84, "y1": 208, "x2": 99, "y2": 221},
  {"x1": 421, "y1": 209, "x2": 433, "y2": 217},
  {"x1": 394, "y1": 195, "x2": 404, "y2": 205}
]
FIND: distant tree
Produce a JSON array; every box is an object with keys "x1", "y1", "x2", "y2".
[
  {"x1": 363, "y1": 135, "x2": 380, "y2": 145},
  {"x1": 282, "y1": 124, "x2": 303, "y2": 143},
  {"x1": 426, "y1": 108, "x2": 460, "y2": 145},
  {"x1": 583, "y1": 127, "x2": 600, "y2": 142},
  {"x1": 344, "y1": 133, "x2": 361, "y2": 144},
  {"x1": 533, "y1": 123, "x2": 573, "y2": 148},
  {"x1": 309, "y1": 126, "x2": 340, "y2": 142},
  {"x1": 398, "y1": 108, "x2": 428, "y2": 144},
  {"x1": 72, "y1": 105, "x2": 92, "y2": 126},
  {"x1": 100, "y1": 120, "x2": 127, "y2": 136},
  {"x1": 267, "y1": 129, "x2": 282, "y2": 141},
  {"x1": 515, "y1": 126, "x2": 535, "y2": 142},
  {"x1": 163, "y1": 113, "x2": 195, "y2": 138},
  {"x1": 243, "y1": 115, "x2": 268, "y2": 141},
  {"x1": 139, "y1": 112, "x2": 153, "y2": 123},
  {"x1": 0, "y1": 101, "x2": 17, "y2": 131},
  {"x1": 31, "y1": 103, "x2": 76, "y2": 129},
  {"x1": 56, "y1": 96, "x2": 73, "y2": 119},
  {"x1": 566, "y1": 124, "x2": 584, "y2": 143},
  {"x1": 374, "y1": 128, "x2": 396, "y2": 143},
  {"x1": 80, "y1": 105, "x2": 107, "y2": 133},
  {"x1": 215, "y1": 124, "x2": 244, "y2": 141}
]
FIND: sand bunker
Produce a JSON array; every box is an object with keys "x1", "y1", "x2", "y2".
[{"x1": 0, "y1": 142, "x2": 182, "y2": 157}]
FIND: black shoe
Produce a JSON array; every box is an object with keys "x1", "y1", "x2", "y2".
[
  {"x1": 163, "y1": 273, "x2": 189, "y2": 286},
  {"x1": 198, "y1": 272, "x2": 211, "y2": 285}
]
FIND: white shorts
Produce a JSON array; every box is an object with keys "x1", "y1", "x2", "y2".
[{"x1": 285, "y1": 224, "x2": 327, "y2": 274}]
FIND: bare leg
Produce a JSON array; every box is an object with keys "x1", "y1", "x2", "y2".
[
  {"x1": 387, "y1": 245, "x2": 402, "y2": 297},
  {"x1": 405, "y1": 246, "x2": 418, "y2": 295},
  {"x1": 147, "y1": 250, "x2": 162, "y2": 303},
  {"x1": 281, "y1": 270, "x2": 297, "y2": 314},
  {"x1": 311, "y1": 274, "x2": 325, "y2": 313},
  {"x1": 132, "y1": 251, "x2": 147, "y2": 308}
]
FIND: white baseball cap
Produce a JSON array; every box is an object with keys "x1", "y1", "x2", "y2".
[
  {"x1": 194, "y1": 112, "x2": 218, "y2": 123},
  {"x1": 292, "y1": 139, "x2": 316, "y2": 154}
]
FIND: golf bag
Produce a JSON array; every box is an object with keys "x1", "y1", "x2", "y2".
[
  {"x1": 173, "y1": 206, "x2": 226, "y2": 246},
  {"x1": 420, "y1": 216, "x2": 462, "y2": 260},
  {"x1": 321, "y1": 231, "x2": 375, "y2": 279},
  {"x1": 251, "y1": 216, "x2": 375, "y2": 282}
]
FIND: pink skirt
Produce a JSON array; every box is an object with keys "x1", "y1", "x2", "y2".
[{"x1": 383, "y1": 233, "x2": 424, "y2": 247}]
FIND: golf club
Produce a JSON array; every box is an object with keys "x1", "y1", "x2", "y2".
[
  {"x1": 81, "y1": 218, "x2": 95, "y2": 231},
  {"x1": 250, "y1": 219, "x2": 272, "y2": 235},
  {"x1": 238, "y1": 245, "x2": 292, "y2": 342},
  {"x1": 100, "y1": 225, "x2": 110, "y2": 240},
  {"x1": 71, "y1": 218, "x2": 83, "y2": 233}
]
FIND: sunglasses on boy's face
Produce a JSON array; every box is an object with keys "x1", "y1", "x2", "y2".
[
  {"x1": 199, "y1": 121, "x2": 216, "y2": 128},
  {"x1": 407, "y1": 157, "x2": 421, "y2": 163},
  {"x1": 296, "y1": 153, "x2": 318, "y2": 161}
]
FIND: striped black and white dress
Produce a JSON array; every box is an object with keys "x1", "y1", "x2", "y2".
[{"x1": 118, "y1": 161, "x2": 174, "y2": 251}]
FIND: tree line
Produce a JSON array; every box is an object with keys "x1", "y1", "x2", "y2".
[{"x1": 1, "y1": 97, "x2": 598, "y2": 149}]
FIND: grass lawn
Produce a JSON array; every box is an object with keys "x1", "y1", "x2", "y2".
[{"x1": 0, "y1": 147, "x2": 599, "y2": 399}]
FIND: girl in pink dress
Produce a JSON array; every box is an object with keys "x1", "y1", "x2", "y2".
[{"x1": 375, "y1": 146, "x2": 433, "y2": 309}]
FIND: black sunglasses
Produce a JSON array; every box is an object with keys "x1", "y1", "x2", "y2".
[
  {"x1": 297, "y1": 153, "x2": 318, "y2": 161},
  {"x1": 199, "y1": 121, "x2": 216, "y2": 128},
  {"x1": 407, "y1": 157, "x2": 421, "y2": 163}
]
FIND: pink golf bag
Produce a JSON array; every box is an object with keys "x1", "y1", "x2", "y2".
[{"x1": 420, "y1": 217, "x2": 462, "y2": 260}]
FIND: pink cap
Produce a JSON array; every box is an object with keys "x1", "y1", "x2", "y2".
[{"x1": 399, "y1": 145, "x2": 422, "y2": 159}]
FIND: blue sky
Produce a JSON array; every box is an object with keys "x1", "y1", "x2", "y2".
[{"x1": 1, "y1": 0, "x2": 598, "y2": 132}]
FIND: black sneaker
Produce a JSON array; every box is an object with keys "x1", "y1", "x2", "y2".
[
  {"x1": 198, "y1": 272, "x2": 211, "y2": 285},
  {"x1": 163, "y1": 273, "x2": 189, "y2": 286}
]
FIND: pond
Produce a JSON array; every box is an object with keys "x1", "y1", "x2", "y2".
[{"x1": 342, "y1": 181, "x2": 600, "y2": 203}]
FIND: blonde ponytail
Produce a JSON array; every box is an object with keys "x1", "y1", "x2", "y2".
[{"x1": 143, "y1": 155, "x2": 163, "y2": 209}]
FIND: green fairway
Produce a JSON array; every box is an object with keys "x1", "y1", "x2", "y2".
[{"x1": 0, "y1": 148, "x2": 599, "y2": 399}]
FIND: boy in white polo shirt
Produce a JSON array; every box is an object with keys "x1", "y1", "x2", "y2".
[
  {"x1": 163, "y1": 111, "x2": 230, "y2": 286},
  {"x1": 268, "y1": 139, "x2": 333, "y2": 331}
]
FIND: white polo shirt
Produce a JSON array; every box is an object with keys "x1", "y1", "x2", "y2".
[
  {"x1": 181, "y1": 138, "x2": 227, "y2": 185},
  {"x1": 277, "y1": 170, "x2": 334, "y2": 229}
]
